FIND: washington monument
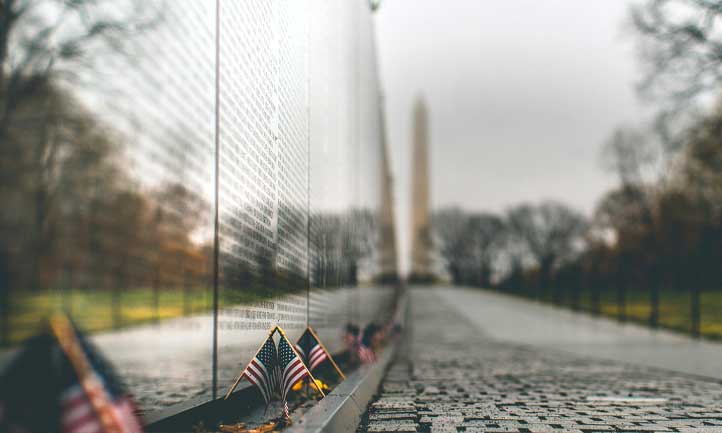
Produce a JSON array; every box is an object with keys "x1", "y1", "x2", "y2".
[{"x1": 409, "y1": 97, "x2": 433, "y2": 283}]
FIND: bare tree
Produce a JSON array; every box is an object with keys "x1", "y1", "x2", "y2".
[
  {"x1": 467, "y1": 213, "x2": 505, "y2": 288},
  {"x1": 681, "y1": 100, "x2": 722, "y2": 220},
  {"x1": 0, "y1": 0, "x2": 157, "y2": 285},
  {"x1": 601, "y1": 125, "x2": 666, "y2": 237},
  {"x1": 631, "y1": 0, "x2": 722, "y2": 108},
  {"x1": 0, "y1": 1, "x2": 158, "y2": 341},
  {"x1": 310, "y1": 213, "x2": 344, "y2": 289},
  {"x1": 600, "y1": 125, "x2": 668, "y2": 324},
  {"x1": 431, "y1": 207, "x2": 472, "y2": 285},
  {"x1": 506, "y1": 201, "x2": 587, "y2": 297},
  {"x1": 1, "y1": 0, "x2": 157, "y2": 137},
  {"x1": 342, "y1": 208, "x2": 378, "y2": 286},
  {"x1": 602, "y1": 126, "x2": 662, "y2": 185}
]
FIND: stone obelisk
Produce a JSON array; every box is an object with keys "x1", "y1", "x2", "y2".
[{"x1": 409, "y1": 97, "x2": 433, "y2": 283}]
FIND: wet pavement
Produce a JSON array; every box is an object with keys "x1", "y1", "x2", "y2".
[
  {"x1": 358, "y1": 288, "x2": 722, "y2": 433},
  {"x1": 432, "y1": 288, "x2": 722, "y2": 379}
]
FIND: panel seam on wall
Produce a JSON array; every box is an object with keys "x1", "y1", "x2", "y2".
[{"x1": 211, "y1": 0, "x2": 222, "y2": 401}]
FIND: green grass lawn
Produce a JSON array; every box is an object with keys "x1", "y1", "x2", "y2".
[
  {"x1": 699, "y1": 292, "x2": 722, "y2": 337},
  {"x1": 4, "y1": 288, "x2": 210, "y2": 345},
  {"x1": 2, "y1": 287, "x2": 289, "y2": 346},
  {"x1": 504, "y1": 286, "x2": 722, "y2": 340}
]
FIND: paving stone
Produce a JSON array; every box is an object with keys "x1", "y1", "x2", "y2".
[
  {"x1": 366, "y1": 422, "x2": 418, "y2": 432},
  {"x1": 356, "y1": 291, "x2": 722, "y2": 433},
  {"x1": 678, "y1": 429, "x2": 722, "y2": 433},
  {"x1": 372, "y1": 413, "x2": 415, "y2": 419}
]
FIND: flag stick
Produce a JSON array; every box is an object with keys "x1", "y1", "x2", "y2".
[
  {"x1": 224, "y1": 326, "x2": 280, "y2": 400},
  {"x1": 276, "y1": 326, "x2": 325, "y2": 398},
  {"x1": 223, "y1": 372, "x2": 245, "y2": 401},
  {"x1": 307, "y1": 326, "x2": 345, "y2": 380}
]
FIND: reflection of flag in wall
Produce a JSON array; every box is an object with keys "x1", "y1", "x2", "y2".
[
  {"x1": 295, "y1": 329, "x2": 327, "y2": 372},
  {"x1": 0, "y1": 318, "x2": 144, "y2": 433},
  {"x1": 358, "y1": 344, "x2": 376, "y2": 364},
  {"x1": 241, "y1": 335, "x2": 278, "y2": 405}
]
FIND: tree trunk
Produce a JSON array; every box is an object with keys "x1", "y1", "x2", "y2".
[
  {"x1": 539, "y1": 257, "x2": 554, "y2": 302},
  {"x1": 0, "y1": 1, "x2": 16, "y2": 124},
  {"x1": 691, "y1": 284, "x2": 700, "y2": 337},
  {"x1": 479, "y1": 261, "x2": 491, "y2": 288},
  {"x1": 570, "y1": 270, "x2": 581, "y2": 311},
  {"x1": 649, "y1": 271, "x2": 660, "y2": 328},
  {"x1": 0, "y1": 252, "x2": 9, "y2": 346},
  {"x1": 616, "y1": 269, "x2": 626, "y2": 323}
]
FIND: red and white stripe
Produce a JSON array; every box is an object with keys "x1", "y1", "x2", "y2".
[
  {"x1": 243, "y1": 359, "x2": 272, "y2": 404},
  {"x1": 308, "y1": 344, "x2": 327, "y2": 371},
  {"x1": 60, "y1": 382, "x2": 143, "y2": 433},
  {"x1": 294, "y1": 345, "x2": 305, "y2": 359},
  {"x1": 61, "y1": 385, "x2": 103, "y2": 433},
  {"x1": 282, "y1": 358, "x2": 309, "y2": 400},
  {"x1": 109, "y1": 398, "x2": 143, "y2": 433},
  {"x1": 358, "y1": 345, "x2": 376, "y2": 364}
]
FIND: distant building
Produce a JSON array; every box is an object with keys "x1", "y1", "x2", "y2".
[{"x1": 409, "y1": 98, "x2": 434, "y2": 283}]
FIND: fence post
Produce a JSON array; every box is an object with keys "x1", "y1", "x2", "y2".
[
  {"x1": 649, "y1": 285, "x2": 659, "y2": 329},
  {"x1": 0, "y1": 288, "x2": 8, "y2": 346},
  {"x1": 691, "y1": 285, "x2": 701, "y2": 338},
  {"x1": 571, "y1": 270, "x2": 582, "y2": 311},
  {"x1": 183, "y1": 270, "x2": 191, "y2": 316},
  {"x1": 617, "y1": 280, "x2": 626, "y2": 323},
  {"x1": 61, "y1": 265, "x2": 73, "y2": 317},
  {"x1": 591, "y1": 285, "x2": 600, "y2": 316},
  {"x1": 112, "y1": 280, "x2": 122, "y2": 330},
  {"x1": 553, "y1": 276, "x2": 562, "y2": 306},
  {"x1": 153, "y1": 267, "x2": 160, "y2": 323}
]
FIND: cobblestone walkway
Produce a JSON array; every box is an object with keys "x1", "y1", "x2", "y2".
[{"x1": 358, "y1": 290, "x2": 722, "y2": 433}]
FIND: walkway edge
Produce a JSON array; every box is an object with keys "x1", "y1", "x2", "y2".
[{"x1": 285, "y1": 293, "x2": 408, "y2": 433}]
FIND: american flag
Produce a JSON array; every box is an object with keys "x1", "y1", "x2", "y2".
[
  {"x1": 358, "y1": 344, "x2": 376, "y2": 364},
  {"x1": 60, "y1": 373, "x2": 141, "y2": 433},
  {"x1": 278, "y1": 335, "x2": 309, "y2": 406},
  {"x1": 0, "y1": 320, "x2": 144, "y2": 433},
  {"x1": 59, "y1": 318, "x2": 143, "y2": 433},
  {"x1": 295, "y1": 329, "x2": 327, "y2": 372},
  {"x1": 242, "y1": 335, "x2": 278, "y2": 405}
]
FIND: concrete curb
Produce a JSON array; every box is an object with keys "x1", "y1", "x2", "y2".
[{"x1": 285, "y1": 293, "x2": 408, "y2": 433}]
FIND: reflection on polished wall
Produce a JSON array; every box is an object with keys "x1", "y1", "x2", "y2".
[{"x1": 0, "y1": 0, "x2": 398, "y2": 414}]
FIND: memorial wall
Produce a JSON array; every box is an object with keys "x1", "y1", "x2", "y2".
[{"x1": 0, "y1": 0, "x2": 397, "y2": 415}]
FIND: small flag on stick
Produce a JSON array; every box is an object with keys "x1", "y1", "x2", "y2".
[
  {"x1": 224, "y1": 327, "x2": 279, "y2": 404},
  {"x1": 278, "y1": 336, "x2": 309, "y2": 403},
  {"x1": 242, "y1": 335, "x2": 278, "y2": 405},
  {"x1": 225, "y1": 326, "x2": 324, "y2": 420},
  {"x1": 358, "y1": 344, "x2": 377, "y2": 364},
  {"x1": 295, "y1": 327, "x2": 345, "y2": 379},
  {"x1": 277, "y1": 327, "x2": 324, "y2": 419}
]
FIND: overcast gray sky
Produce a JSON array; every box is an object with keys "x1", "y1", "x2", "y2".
[{"x1": 375, "y1": 0, "x2": 651, "y2": 275}]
